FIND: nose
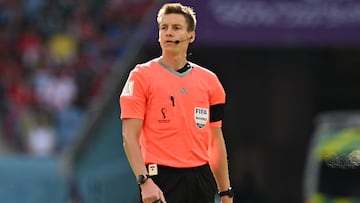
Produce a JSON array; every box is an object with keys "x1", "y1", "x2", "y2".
[{"x1": 165, "y1": 28, "x2": 174, "y2": 36}]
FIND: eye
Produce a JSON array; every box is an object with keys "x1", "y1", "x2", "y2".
[{"x1": 159, "y1": 25, "x2": 167, "y2": 30}]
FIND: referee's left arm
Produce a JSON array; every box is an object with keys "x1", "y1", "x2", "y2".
[{"x1": 208, "y1": 127, "x2": 233, "y2": 203}]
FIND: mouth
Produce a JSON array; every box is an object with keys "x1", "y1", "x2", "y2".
[{"x1": 164, "y1": 41, "x2": 176, "y2": 46}]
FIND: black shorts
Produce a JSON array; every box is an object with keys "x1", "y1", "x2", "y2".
[{"x1": 139, "y1": 164, "x2": 217, "y2": 203}]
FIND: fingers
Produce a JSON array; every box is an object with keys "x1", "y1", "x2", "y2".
[
  {"x1": 159, "y1": 191, "x2": 167, "y2": 203},
  {"x1": 148, "y1": 192, "x2": 166, "y2": 203},
  {"x1": 143, "y1": 193, "x2": 166, "y2": 203},
  {"x1": 141, "y1": 180, "x2": 166, "y2": 203}
]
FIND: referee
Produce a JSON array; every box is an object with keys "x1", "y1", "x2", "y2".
[{"x1": 119, "y1": 3, "x2": 233, "y2": 203}]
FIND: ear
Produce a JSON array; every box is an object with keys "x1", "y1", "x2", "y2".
[{"x1": 189, "y1": 32, "x2": 195, "y2": 43}]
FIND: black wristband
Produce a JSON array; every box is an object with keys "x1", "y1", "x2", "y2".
[
  {"x1": 218, "y1": 187, "x2": 234, "y2": 198},
  {"x1": 136, "y1": 174, "x2": 150, "y2": 185}
]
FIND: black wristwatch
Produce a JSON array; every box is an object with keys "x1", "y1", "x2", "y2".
[
  {"x1": 136, "y1": 174, "x2": 150, "y2": 185},
  {"x1": 218, "y1": 187, "x2": 234, "y2": 198}
]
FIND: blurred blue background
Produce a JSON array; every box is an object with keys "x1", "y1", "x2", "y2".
[{"x1": 1, "y1": 0, "x2": 360, "y2": 202}]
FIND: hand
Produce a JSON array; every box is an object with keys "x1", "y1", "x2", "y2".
[
  {"x1": 220, "y1": 196, "x2": 233, "y2": 203},
  {"x1": 140, "y1": 179, "x2": 166, "y2": 203}
]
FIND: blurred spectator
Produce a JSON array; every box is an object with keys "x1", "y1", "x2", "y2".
[
  {"x1": 48, "y1": 32, "x2": 78, "y2": 65},
  {"x1": 16, "y1": 23, "x2": 44, "y2": 71},
  {"x1": 48, "y1": 67, "x2": 78, "y2": 112},
  {"x1": 25, "y1": 106, "x2": 57, "y2": 157}
]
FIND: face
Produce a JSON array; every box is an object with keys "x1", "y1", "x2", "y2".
[{"x1": 158, "y1": 13, "x2": 194, "y2": 53}]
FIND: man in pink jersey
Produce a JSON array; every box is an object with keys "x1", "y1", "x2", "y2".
[{"x1": 120, "y1": 3, "x2": 233, "y2": 203}]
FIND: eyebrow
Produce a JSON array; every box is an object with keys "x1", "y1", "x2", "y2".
[{"x1": 159, "y1": 23, "x2": 183, "y2": 28}]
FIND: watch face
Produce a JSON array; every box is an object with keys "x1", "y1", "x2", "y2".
[{"x1": 228, "y1": 190, "x2": 234, "y2": 197}]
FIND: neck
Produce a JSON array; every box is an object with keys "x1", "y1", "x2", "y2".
[{"x1": 160, "y1": 54, "x2": 187, "y2": 71}]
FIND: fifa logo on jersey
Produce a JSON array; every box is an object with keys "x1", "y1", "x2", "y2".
[
  {"x1": 158, "y1": 107, "x2": 170, "y2": 123},
  {"x1": 194, "y1": 107, "x2": 208, "y2": 128},
  {"x1": 161, "y1": 108, "x2": 167, "y2": 119}
]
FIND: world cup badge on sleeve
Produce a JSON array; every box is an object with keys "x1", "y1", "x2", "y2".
[{"x1": 121, "y1": 80, "x2": 134, "y2": 96}]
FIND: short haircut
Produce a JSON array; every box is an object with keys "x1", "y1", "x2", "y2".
[{"x1": 157, "y1": 3, "x2": 197, "y2": 32}]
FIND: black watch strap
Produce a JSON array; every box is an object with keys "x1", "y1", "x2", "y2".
[
  {"x1": 136, "y1": 174, "x2": 150, "y2": 185},
  {"x1": 218, "y1": 187, "x2": 234, "y2": 198}
]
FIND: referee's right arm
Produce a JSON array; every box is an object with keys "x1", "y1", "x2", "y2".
[{"x1": 122, "y1": 118, "x2": 166, "y2": 203}]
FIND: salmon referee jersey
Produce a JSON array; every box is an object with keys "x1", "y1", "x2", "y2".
[{"x1": 120, "y1": 58, "x2": 226, "y2": 168}]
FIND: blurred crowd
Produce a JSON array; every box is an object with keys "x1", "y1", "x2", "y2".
[{"x1": 0, "y1": 0, "x2": 157, "y2": 157}]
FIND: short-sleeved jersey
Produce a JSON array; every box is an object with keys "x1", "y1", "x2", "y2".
[{"x1": 120, "y1": 58, "x2": 226, "y2": 168}]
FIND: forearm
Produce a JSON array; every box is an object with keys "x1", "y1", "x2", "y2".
[
  {"x1": 122, "y1": 118, "x2": 148, "y2": 177},
  {"x1": 209, "y1": 128, "x2": 231, "y2": 191},
  {"x1": 123, "y1": 136, "x2": 148, "y2": 176}
]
